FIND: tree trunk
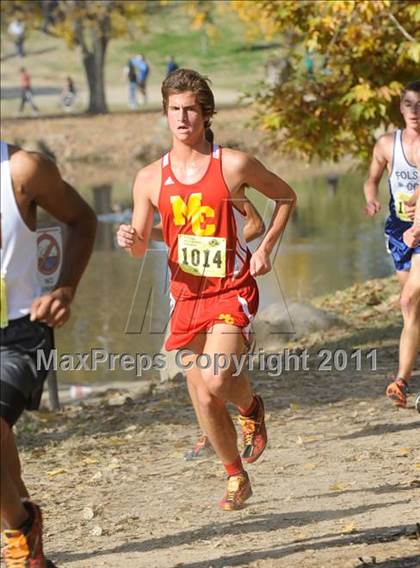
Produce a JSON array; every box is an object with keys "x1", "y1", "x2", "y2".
[{"x1": 82, "y1": 28, "x2": 108, "y2": 114}]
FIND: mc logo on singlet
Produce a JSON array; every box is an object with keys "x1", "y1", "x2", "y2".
[{"x1": 170, "y1": 193, "x2": 215, "y2": 236}]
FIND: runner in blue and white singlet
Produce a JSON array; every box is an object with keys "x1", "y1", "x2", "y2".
[
  {"x1": 363, "y1": 80, "x2": 420, "y2": 408},
  {"x1": 384, "y1": 128, "x2": 420, "y2": 271}
]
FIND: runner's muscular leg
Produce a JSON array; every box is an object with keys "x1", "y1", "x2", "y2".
[
  {"x1": 182, "y1": 332, "x2": 240, "y2": 464},
  {"x1": 186, "y1": 367, "x2": 208, "y2": 435},
  {"x1": 398, "y1": 254, "x2": 420, "y2": 381},
  {"x1": 6, "y1": 428, "x2": 29, "y2": 499},
  {"x1": 184, "y1": 333, "x2": 208, "y2": 436},
  {"x1": 0, "y1": 418, "x2": 29, "y2": 529},
  {"x1": 188, "y1": 324, "x2": 255, "y2": 464},
  {"x1": 0, "y1": 427, "x2": 29, "y2": 530},
  {"x1": 396, "y1": 270, "x2": 410, "y2": 289},
  {"x1": 186, "y1": 362, "x2": 238, "y2": 464},
  {"x1": 201, "y1": 323, "x2": 254, "y2": 409}
]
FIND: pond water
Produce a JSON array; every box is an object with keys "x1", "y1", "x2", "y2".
[{"x1": 54, "y1": 172, "x2": 394, "y2": 383}]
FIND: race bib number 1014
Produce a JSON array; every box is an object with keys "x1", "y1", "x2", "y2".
[{"x1": 178, "y1": 234, "x2": 226, "y2": 278}]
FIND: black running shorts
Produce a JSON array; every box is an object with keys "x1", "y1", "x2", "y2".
[{"x1": 1, "y1": 316, "x2": 54, "y2": 427}]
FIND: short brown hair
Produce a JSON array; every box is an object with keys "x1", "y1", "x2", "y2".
[
  {"x1": 401, "y1": 80, "x2": 420, "y2": 99},
  {"x1": 161, "y1": 68, "x2": 216, "y2": 128}
]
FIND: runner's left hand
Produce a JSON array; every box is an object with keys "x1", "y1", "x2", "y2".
[
  {"x1": 403, "y1": 226, "x2": 420, "y2": 248},
  {"x1": 250, "y1": 249, "x2": 271, "y2": 276},
  {"x1": 30, "y1": 288, "x2": 72, "y2": 327}
]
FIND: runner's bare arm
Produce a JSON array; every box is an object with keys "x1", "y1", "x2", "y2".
[
  {"x1": 404, "y1": 185, "x2": 419, "y2": 222},
  {"x1": 413, "y1": 187, "x2": 420, "y2": 236},
  {"x1": 413, "y1": 188, "x2": 420, "y2": 231},
  {"x1": 117, "y1": 167, "x2": 155, "y2": 257},
  {"x1": 403, "y1": 147, "x2": 420, "y2": 247},
  {"x1": 415, "y1": 146, "x2": 420, "y2": 230},
  {"x1": 224, "y1": 150, "x2": 296, "y2": 276},
  {"x1": 363, "y1": 136, "x2": 389, "y2": 216},
  {"x1": 150, "y1": 220, "x2": 164, "y2": 241},
  {"x1": 403, "y1": 191, "x2": 420, "y2": 246},
  {"x1": 20, "y1": 152, "x2": 96, "y2": 326},
  {"x1": 243, "y1": 199, "x2": 265, "y2": 242},
  {"x1": 403, "y1": 142, "x2": 420, "y2": 221}
]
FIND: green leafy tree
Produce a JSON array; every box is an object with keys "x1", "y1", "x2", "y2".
[
  {"x1": 231, "y1": 0, "x2": 420, "y2": 163},
  {"x1": 1, "y1": 0, "x2": 145, "y2": 114}
]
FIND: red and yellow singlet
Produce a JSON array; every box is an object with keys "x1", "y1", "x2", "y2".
[{"x1": 157, "y1": 144, "x2": 259, "y2": 350}]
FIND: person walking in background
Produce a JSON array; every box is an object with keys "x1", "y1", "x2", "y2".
[
  {"x1": 60, "y1": 76, "x2": 76, "y2": 112},
  {"x1": 18, "y1": 68, "x2": 39, "y2": 115},
  {"x1": 8, "y1": 17, "x2": 25, "y2": 58},
  {"x1": 124, "y1": 59, "x2": 139, "y2": 109},
  {"x1": 132, "y1": 54, "x2": 150, "y2": 105},
  {"x1": 166, "y1": 55, "x2": 179, "y2": 76}
]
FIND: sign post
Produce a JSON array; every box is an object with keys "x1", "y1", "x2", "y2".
[{"x1": 37, "y1": 227, "x2": 62, "y2": 411}]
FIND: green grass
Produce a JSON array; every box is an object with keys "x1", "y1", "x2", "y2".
[{"x1": 120, "y1": 7, "x2": 277, "y2": 90}]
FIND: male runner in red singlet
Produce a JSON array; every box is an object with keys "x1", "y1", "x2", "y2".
[
  {"x1": 151, "y1": 197, "x2": 265, "y2": 460},
  {"x1": 118, "y1": 69, "x2": 296, "y2": 510},
  {"x1": 183, "y1": 199, "x2": 267, "y2": 460}
]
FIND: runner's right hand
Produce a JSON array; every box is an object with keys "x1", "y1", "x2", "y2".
[
  {"x1": 364, "y1": 200, "x2": 381, "y2": 217},
  {"x1": 117, "y1": 224, "x2": 141, "y2": 250},
  {"x1": 403, "y1": 226, "x2": 420, "y2": 248},
  {"x1": 30, "y1": 288, "x2": 72, "y2": 327}
]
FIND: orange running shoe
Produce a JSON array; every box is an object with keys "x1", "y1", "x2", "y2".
[
  {"x1": 184, "y1": 434, "x2": 214, "y2": 461},
  {"x1": 386, "y1": 378, "x2": 409, "y2": 408},
  {"x1": 2, "y1": 502, "x2": 52, "y2": 568},
  {"x1": 219, "y1": 471, "x2": 252, "y2": 511},
  {"x1": 238, "y1": 395, "x2": 267, "y2": 463}
]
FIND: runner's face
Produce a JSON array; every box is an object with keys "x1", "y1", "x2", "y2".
[
  {"x1": 400, "y1": 91, "x2": 420, "y2": 129},
  {"x1": 167, "y1": 92, "x2": 206, "y2": 142}
]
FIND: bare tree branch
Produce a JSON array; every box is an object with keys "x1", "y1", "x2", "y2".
[{"x1": 387, "y1": 12, "x2": 416, "y2": 42}]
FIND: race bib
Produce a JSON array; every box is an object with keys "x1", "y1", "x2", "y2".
[
  {"x1": 395, "y1": 192, "x2": 412, "y2": 222},
  {"x1": 178, "y1": 234, "x2": 226, "y2": 278}
]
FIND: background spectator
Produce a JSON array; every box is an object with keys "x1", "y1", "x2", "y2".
[
  {"x1": 132, "y1": 53, "x2": 150, "y2": 104},
  {"x1": 8, "y1": 17, "x2": 25, "y2": 58},
  {"x1": 124, "y1": 59, "x2": 138, "y2": 109},
  {"x1": 61, "y1": 76, "x2": 77, "y2": 111},
  {"x1": 166, "y1": 55, "x2": 179, "y2": 76},
  {"x1": 19, "y1": 67, "x2": 39, "y2": 115}
]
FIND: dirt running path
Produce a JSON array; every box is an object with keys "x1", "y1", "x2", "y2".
[{"x1": 15, "y1": 343, "x2": 419, "y2": 568}]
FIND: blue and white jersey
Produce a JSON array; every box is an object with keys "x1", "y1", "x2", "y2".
[{"x1": 387, "y1": 129, "x2": 418, "y2": 228}]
